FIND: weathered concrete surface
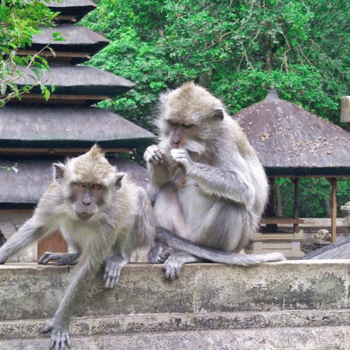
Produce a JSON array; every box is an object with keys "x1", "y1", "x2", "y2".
[
  {"x1": 1, "y1": 326, "x2": 350, "y2": 350},
  {"x1": 1, "y1": 261, "x2": 350, "y2": 349}
]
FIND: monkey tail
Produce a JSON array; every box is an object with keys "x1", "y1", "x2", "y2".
[{"x1": 156, "y1": 227, "x2": 286, "y2": 265}]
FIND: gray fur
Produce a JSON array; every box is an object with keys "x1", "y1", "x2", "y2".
[
  {"x1": 145, "y1": 82, "x2": 285, "y2": 279},
  {"x1": 0, "y1": 146, "x2": 155, "y2": 349}
]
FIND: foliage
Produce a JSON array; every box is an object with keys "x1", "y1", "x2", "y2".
[
  {"x1": 82, "y1": 0, "x2": 350, "y2": 129},
  {"x1": 0, "y1": 163, "x2": 18, "y2": 173},
  {"x1": 0, "y1": 0, "x2": 62, "y2": 106},
  {"x1": 276, "y1": 178, "x2": 350, "y2": 218}
]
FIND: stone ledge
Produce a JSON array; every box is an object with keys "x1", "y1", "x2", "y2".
[
  {"x1": 1, "y1": 261, "x2": 350, "y2": 321},
  {"x1": 1, "y1": 261, "x2": 350, "y2": 349},
  {"x1": 1, "y1": 309, "x2": 350, "y2": 340},
  {"x1": 1, "y1": 326, "x2": 350, "y2": 350}
]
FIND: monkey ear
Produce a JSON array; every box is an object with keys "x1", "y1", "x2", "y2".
[
  {"x1": 53, "y1": 163, "x2": 66, "y2": 183},
  {"x1": 209, "y1": 109, "x2": 224, "y2": 121},
  {"x1": 115, "y1": 172, "x2": 125, "y2": 190}
]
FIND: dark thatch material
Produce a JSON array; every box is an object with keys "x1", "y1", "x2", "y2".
[
  {"x1": 0, "y1": 105, "x2": 155, "y2": 148},
  {"x1": 14, "y1": 66, "x2": 135, "y2": 97},
  {"x1": 47, "y1": 0, "x2": 96, "y2": 19},
  {"x1": 234, "y1": 88, "x2": 350, "y2": 177},
  {"x1": 0, "y1": 157, "x2": 150, "y2": 204},
  {"x1": 30, "y1": 25, "x2": 109, "y2": 55}
]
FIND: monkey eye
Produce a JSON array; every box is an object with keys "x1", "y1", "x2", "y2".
[
  {"x1": 167, "y1": 120, "x2": 178, "y2": 128},
  {"x1": 91, "y1": 184, "x2": 104, "y2": 190},
  {"x1": 75, "y1": 183, "x2": 85, "y2": 188},
  {"x1": 183, "y1": 124, "x2": 194, "y2": 129}
]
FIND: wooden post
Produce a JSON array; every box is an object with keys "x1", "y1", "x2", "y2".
[
  {"x1": 330, "y1": 178, "x2": 338, "y2": 243},
  {"x1": 265, "y1": 177, "x2": 278, "y2": 232},
  {"x1": 292, "y1": 178, "x2": 300, "y2": 233},
  {"x1": 341, "y1": 96, "x2": 350, "y2": 130}
]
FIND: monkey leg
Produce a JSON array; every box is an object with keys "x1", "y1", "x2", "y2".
[
  {"x1": 164, "y1": 252, "x2": 201, "y2": 280},
  {"x1": 38, "y1": 252, "x2": 81, "y2": 266},
  {"x1": 103, "y1": 253, "x2": 129, "y2": 289},
  {"x1": 153, "y1": 182, "x2": 189, "y2": 236}
]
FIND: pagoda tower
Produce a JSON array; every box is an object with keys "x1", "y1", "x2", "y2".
[{"x1": 0, "y1": 0, "x2": 154, "y2": 261}]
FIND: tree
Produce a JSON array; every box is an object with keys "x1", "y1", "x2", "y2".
[
  {"x1": 0, "y1": 0, "x2": 61, "y2": 106},
  {"x1": 82, "y1": 0, "x2": 349, "y2": 128}
]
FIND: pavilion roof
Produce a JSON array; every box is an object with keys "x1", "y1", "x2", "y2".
[{"x1": 234, "y1": 88, "x2": 350, "y2": 177}]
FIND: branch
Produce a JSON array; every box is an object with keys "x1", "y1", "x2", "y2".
[{"x1": 1, "y1": 43, "x2": 54, "y2": 105}]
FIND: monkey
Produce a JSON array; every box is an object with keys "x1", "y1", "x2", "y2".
[
  {"x1": 144, "y1": 82, "x2": 285, "y2": 280},
  {"x1": 0, "y1": 145, "x2": 155, "y2": 350}
]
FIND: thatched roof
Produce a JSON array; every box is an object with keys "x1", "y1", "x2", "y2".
[
  {"x1": 30, "y1": 25, "x2": 109, "y2": 55},
  {"x1": 0, "y1": 157, "x2": 150, "y2": 204},
  {"x1": 234, "y1": 88, "x2": 350, "y2": 176},
  {"x1": 47, "y1": 0, "x2": 96, "y2": 20},
  {"x1": 0, "y1": 105, "x2": 154, "y2": 148},
  {"x1": 14, "y1": 66, "x2": 135, "y2": 97}
]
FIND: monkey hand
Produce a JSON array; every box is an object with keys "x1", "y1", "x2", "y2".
[
  {"x1": 42, "y1": 321, "x2": 72, "y2": 350},
  {"x1": 170, "y1": 149, "x2": 191, "y2": 173},
  {"x1": 103, "y1": 254, "x2": 128, "y2": 289},
  {"x1": 144, "y1": 145, "x2": 165, "y2": 165}
]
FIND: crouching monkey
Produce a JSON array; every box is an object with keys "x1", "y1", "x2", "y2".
[
  {"x1": 145, "y1": 82, "x2": 285, "y2": 280},
  {"x1": 0, "y1": 145, "x2": 154, "y2": 350}
]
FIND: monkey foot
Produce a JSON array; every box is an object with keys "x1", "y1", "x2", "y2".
[
  {"x1": 38, "y1": 252, "x2": 80, "y2": 266},
  {"x1": 148, "y1": 245, "x2": 174, "y2": 263},
  {"x1": 163, "y1": 254, "x2": 184, "y2": 280},
  {"x1": 42, "y1": 323, "x2": 72, "y2": 350}
]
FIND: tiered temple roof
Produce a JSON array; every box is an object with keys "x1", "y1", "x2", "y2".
[{"x1": 0, "y1": 0, "x2": 154, "y2": 204}]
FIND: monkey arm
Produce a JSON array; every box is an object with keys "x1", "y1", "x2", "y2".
[
  {"x1": 189, "y1": 163, "x2": 255, "y2": 206},
  {"x1": 171, "y1": 148, "x2": 256, "y2": 208},
  {"x1": 0, "y1": 217, "x2": 50, "y2": 264},
  {"x1": 42, "y1": 259, "x2": 92, "y2": 350}
]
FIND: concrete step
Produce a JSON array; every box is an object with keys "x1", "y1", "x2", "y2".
[{"x1": 1, "y1": 325, "x2": 350, "y2": 350}]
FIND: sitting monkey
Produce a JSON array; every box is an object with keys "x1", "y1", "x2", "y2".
[
  {"x1": 145, "y1": 82, "x2": 285, "y2": 279},
  {"x1": 0, "y1": 145, "x2": 154, "y2": 349}
]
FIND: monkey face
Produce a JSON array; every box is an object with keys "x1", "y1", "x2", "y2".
[
  {"x1": 167, "y1": 120, "x2": 196, "y2": 149},
  {"x1": 69, "y1": 182, "x2": 107, "y2": 221}
]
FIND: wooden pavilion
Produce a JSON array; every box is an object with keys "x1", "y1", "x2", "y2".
[
  {"x1": 0, "y1": 0, "x2": 154, "y2": 261},
  {"x1": 234, "y1": 88, "x2": 350, "y2": 256}
]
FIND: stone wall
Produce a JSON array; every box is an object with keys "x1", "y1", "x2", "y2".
[{"x1": 0, "y1": 261, "x2": 350, "y2": 349}]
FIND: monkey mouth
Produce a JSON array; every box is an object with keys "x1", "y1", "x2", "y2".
[{"x1": 76, "y1": 212, "x2": 94, "y2": 221}]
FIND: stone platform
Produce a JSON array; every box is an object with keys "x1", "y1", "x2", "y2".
[{"x1": 1, "y1": 261, "x2": 350, "y2": 349}]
